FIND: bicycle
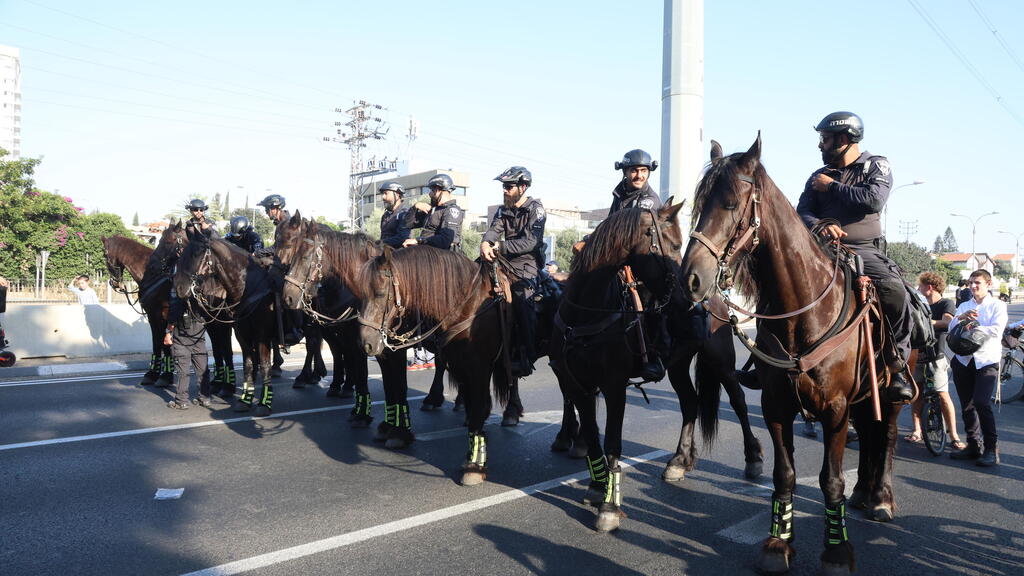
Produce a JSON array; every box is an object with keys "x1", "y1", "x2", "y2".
[
  {"x1": 997, "y1": 328, "x2": 1024, "y2": 403},
  {"x1": 920, "y1": 362, "x2": 946, "y2": 456}
]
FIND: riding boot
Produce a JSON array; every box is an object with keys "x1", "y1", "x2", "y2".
[{"x1": 883, "y1": 370, "x2": 914, "y2": 403}]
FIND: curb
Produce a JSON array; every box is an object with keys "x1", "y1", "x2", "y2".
[{"x1": 2, "y1": 360, "x2": 152, "y2": 378}]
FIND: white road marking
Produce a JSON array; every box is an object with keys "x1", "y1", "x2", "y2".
[
  {"x1": 179, "y1": 449, "x2": 671, "y2": 576},
  {"x1": 0, "y1": 392, "x2": 414, "y2": 452}
]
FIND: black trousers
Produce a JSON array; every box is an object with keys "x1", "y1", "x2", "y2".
[
  {"x1": 951, "y1": 357, "x2": 998, "y2": 451},
  {"x1": 511, "y1": 279, "x2": 537, "y2": 364},
  {"x1": 172, "y1": 319, "x2": 210, "y2": 402},
  {"x1": 850, "y1": 240, "x2": 912, "y2": 368}
]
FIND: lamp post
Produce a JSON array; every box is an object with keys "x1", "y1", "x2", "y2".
[
  {"x1": 951, "y1": 211, "x2": 999, "y2": 266},
  {"x1": 884, "y1": 180, "x2": 925, "y2": 236},
  {"x1": 998, "y1": 230, "x2": 1024, "y2": 275}
]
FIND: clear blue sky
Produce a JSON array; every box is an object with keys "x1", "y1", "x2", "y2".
[{"x1": 2, "y1": 0, "x2": 1021, "y2": 256}]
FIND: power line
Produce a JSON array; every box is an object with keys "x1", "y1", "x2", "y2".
[
  {"x1": 906, "y1": 0, "x2": 1024, "y2": 127},
  {"x1": 967, "y1": 0, "x2": 1024, "y2": 75}
]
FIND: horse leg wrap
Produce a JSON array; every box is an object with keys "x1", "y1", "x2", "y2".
[
  {"x1": 163, "y1": 354, "x2": 174, "y2": 374},
  {"x1": 467, "y1": 432, "x2": 488, "y2": 468},
  {"x1": 225, "y1": 366, "x2": 236, "y2": 387},
  {"x1": 769, "y1": 494, "x2": 794, "y2": 542},
  {"x1": 149, "y1": 354, "x2": 160, "y2": 373},
  {"x1": 211, "y1": 365, "x2": 224, "y2": 385},
  {"x1": 352, "y1": 392, "x2": 373, "y2": 419},
  {"x1": 824, "y1": 499, "x2": 849, "y2": 546},
  {"x1": 588, "y1": 455, "x2": 609, "y2": 484},
  {"x1": 384, "y1": 403, "x2": 398, "y2": 427},
  {"x1": 603, "y1": 466, "x2": 623, "y2": 506},
  {"x1": 239, "y1": 383, "x2": 254, "y2": 406},
  {"x1": 398, "y1": 403, "x2": 411, "y2": 429},
  {"x1": 258, "y1": 384, "x2": 274, "y2": 408}
]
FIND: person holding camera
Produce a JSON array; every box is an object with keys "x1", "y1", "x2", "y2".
[{"x1": 948, "y1": 269, "x2": 1007, "y2": 466}]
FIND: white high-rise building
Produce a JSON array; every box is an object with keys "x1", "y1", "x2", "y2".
[{"x1": 0, "y1": 45, "x2": 22, "y2": 160}]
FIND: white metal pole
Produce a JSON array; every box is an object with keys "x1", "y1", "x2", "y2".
[{"x1": 660, "y1": 0, "x2": 704, "y2": 217}]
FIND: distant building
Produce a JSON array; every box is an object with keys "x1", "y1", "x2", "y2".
[
  {"x1": 356, "y1": 169, "x2": 470, "y2": 225},
  {"x1": 993, "y1": 253, "x2": 1020, "y2": 275},
  {"x1": 937, "y1": 252, "x2": 995, "y2": 276},
  {"x1": 0, "y1": 45, "x2": 21, "y2": 160}
]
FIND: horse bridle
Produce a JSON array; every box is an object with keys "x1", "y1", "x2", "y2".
[
  {"x1": 688, "y1": 173, "x2": 762, "y2": 294},
  {"x1": 282, "y1": 233, "x2": 359, "y2": 325}
]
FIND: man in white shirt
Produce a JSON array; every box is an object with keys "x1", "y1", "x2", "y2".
[
  {"x1": 68, "y1": 275, "x2": 99, "y2": 305},
  {"x1": 948, "y1": 269, "x2": 1007, "y2": 466}
]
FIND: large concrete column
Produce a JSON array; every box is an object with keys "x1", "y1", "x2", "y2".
[{"x1": 660, "y1": 0, "x2": 704, "y2": 214}]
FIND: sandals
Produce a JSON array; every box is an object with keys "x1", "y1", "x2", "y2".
[
  {"x1": 951, "y1": 439, "x2": 968, "y2": 451},
  {"x1": 903, "y1": 433, "x2": 923, "y2": 444}
]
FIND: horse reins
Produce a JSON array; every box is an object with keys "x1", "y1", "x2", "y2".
[{"x1": 283, "y1": 233, "x2": 359, "y2": 326}]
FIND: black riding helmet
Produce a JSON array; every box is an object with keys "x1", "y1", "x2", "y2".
[
  {"x1": 229, "y1": 215, "x2": 250, "y2": 235},
  {"x1": 426, "y1": 173, "x2": 454, "y2": 192},
  {"x1": 378, "y1": 181, "x2": 404, "y2": 195},
  {"x1": 185, "y1": 198, "x2": 209, "y2": 211},
  {"x1": 257, "y1": 194, "x2": 286, "y2": 209},
  {"x1": 815, "y1": 111, "x2": 864, "y2": 142},
  {"x1": 494, "y1": 166, "x2": 532, "y2": 186},
  {"x1": 614, "y1": 149, "x2": 658, "y2": 172}
]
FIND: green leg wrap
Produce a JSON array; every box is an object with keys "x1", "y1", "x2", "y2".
[
  {"x1": 150, "y1": 354, "x2": 160, "y2": 372},
  {"x1": 587, "y1": 456, "x2": 609, "y2": 484},
  {"x1": 604, "y1": 466, "x2": 622, "y2": 506},
  {"x1": 239, "y1": 383, "x2": 254, "y2": 405},
  {"x1": 770, "y1": 494, "x2": 794, "y2": 542},
  {"x1": 225, "y1": 365, "x2": 236, "y2": 386},
  {"x1": 353, "y1": 392, "x2": 372, "y2": 418},
  {"x1": 212, "y1": 365, "x2": 224, "y2": 383},
  {"x1": 164, "y1": 355, "x2": 174, "y2": 373},
  {"x1": 384, "y1": 403, "x2": 397, "y2": 427},
  {"x1": 467, "y1": 432, "x2": 487, "y2": 467},
  {"x1": 259, "y1": 384, "x2": 274, "y2": 408},
  {"x1": 398, "y1": 403, "x2": 410, "y2": 429},
  {"x1": 825, "y1": 499, "x2": 849, "y2": 546}
]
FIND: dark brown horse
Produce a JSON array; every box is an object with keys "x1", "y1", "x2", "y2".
[
  {"x1": 549, "y1": 202, "x2": 723, "y2": 532},
  {"x1": 680, "y1": 136, "x2": 903, "y2": 575},
  {"x1": 174, "y1": 229, "x2": 277, "y2": 415},
  {"x1": 357, "y1": 245, "x2": 512, "y2": 485},
  {"x1": 274, "y1": 213, "x2": 375, "y2": 428},
  {"x1": 101, "y1": 234, "x2": 160, "y2": 384}
]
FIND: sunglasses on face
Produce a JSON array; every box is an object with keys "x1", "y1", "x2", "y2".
[
  {"x1": 502, "y1": 183, "x2": 518, "y2": 190},
  {"x1": 190, "y1": 208, "x2": 204, "y2": 212}
]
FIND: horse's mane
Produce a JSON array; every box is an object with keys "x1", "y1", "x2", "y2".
[
  {"x1": 319, "y1": 227, "x2": 379, "y2": 268},
  {"x1": 105, "y1": 235, "x2": 154, "y2": 262},
  {"x1": 364, "y1": 246, "x2": 481, "y2": 322},
  {"x1": 572, "y1": 207, "x2": 646, "y2": 274}
]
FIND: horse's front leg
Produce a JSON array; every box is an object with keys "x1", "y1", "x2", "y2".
[
  {"x1": 254, "y1": 333, "x2": 275, "y2": 417},
  {"x1": 757, "y1": 392, "x2": 798, "y2": 574},
  {"x1": 718, "y1": 362, "x2": 764, "y2": 479},
  {"x1": 594, "y1": 383, "x2": 627, "y2": 532},
  {"x1": 460, "y1": 356, "x2": 491, "y2": 486},
  {"x1": 142, "y1": 317, "x2": 162, "y2": 385},
  {"x1": 375, "y1": 351, "x2": 413, "y2": 449},
  {"x1": 859, "y1": 402, "x2": 901, "y2": 522},
  {"x1": 233, "y1": 333, "x2": 255, "y2": 412},
  {"x1": 344, "y1": 323, "x2": 372, "y2": 428},
  {"x1": 819, "y1": 403, "x2": 855, "y2": 575},
  {"x1": 664, "y1": 355, "x2": 698, "y2": 482}
]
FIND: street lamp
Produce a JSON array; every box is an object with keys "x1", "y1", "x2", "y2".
[
  {"x1": 950, "y1": 211, "x2": 999, "y2": 264},
  {"x1": 884, "y1": 180, "x2": 926, "y2": 236},
  {"x1": 998, "y1": 230, "x2": 1024, "y2": 275}
]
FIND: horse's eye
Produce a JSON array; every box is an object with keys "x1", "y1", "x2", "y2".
[{"x1": 723, "y1": 201, "x2": 738, "y2": 211}]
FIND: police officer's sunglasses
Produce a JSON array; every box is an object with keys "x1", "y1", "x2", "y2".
[{"x1": 502, "y1": 183, "x2": 518, "y2": 190}]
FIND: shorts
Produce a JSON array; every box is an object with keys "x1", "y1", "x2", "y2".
[{"x1": 912, "y1": 355, "x2": 949, "y2": 393}]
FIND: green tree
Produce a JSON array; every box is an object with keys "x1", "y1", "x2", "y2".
[
  {"x1": 941, "y1": 226, "x2": 958, "y2": 252},
  {"x1": 554, "y1": 228, "x2": 584, "y2": 271},
  {"x1": 995, "y1": 260, "x2": 1014, "y2": 279},
  {"x1": 222, "y1": 190, "x2": 231, "y2": 220},
  {"x1": 362, "y1": 209, "x2": 383, "y2": 241},
  {"x1": 461, "y1": 227, "x2": 481, "y2": 260},
  {"x1": 934, "y1": 259, "x2": 962, "y2": 287},
  {"x1": 209, "y1": 192, "x2": 223, "y2": 220},
  {"x1": 932, "y1": 235, "x2": 942, "y2": 253},
  {"x1": 886, "y1": 241, "x2": 933, "y2": 282},
  {"x1": 132, "y1": 212, "x2": 139, "y2": 226}
]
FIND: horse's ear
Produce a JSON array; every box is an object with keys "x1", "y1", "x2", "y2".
[
  {"x1": 291, "y1": 210, "x2": 302, "y2": 224},
  {"x1": 382, "y1": 244, "x2": 395, "y2": 264},
  {"x1": 710, "y1": 140, "x2": 723, "y2": 162},
  {"x1": 742, "y1": 132, "x2": 762, "y2": 162},
  {"x1": 662, "y1": 200, "x2": 685, "y2": 224}
]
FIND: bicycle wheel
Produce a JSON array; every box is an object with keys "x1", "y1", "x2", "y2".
[
  {"x1": 923, "y1": 393, "x2": 946, "y2": 456},
  {"x1": 997, "y1": 357, "x2": 1024, "y2": 403}
]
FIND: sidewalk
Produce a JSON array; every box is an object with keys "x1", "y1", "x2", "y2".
[{"x1": 0, "y1": 344, "x2": 323, "y2": 379}]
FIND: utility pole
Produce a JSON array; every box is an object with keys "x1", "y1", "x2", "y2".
[
  {"x1": 325, "y1": 101, "x2": 393, "y2": 229},
  {"x1": 898, "y1": 219, "x2": 918, "y2": 244}
]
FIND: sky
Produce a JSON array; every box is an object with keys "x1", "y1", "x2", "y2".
[{"x1": 1, "y1": 0, "x2": 1022, "y2": 257}]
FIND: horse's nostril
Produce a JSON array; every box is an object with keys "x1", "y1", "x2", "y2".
[
  {"x1": 363, "y1": 343, "x2": 374, "y2": 355},
  {"x1": 687, "y1": 273, "x2": 701, "y2": 293}
]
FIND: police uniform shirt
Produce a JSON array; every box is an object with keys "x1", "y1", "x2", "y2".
[
  {"x1": 186, "y1": 216, "x2": 219, "y2": 233},
  {"x1": 380, "y1": 203, "x2": 411, "y2": 249},
  {"x1": 609, "y1": 181, "x2": 661, "y2": 215},
  {"x1": 226, "y1": 227, "x2": 264, "y2": 253},
  {"x1": 796, "y1": 151, "x2": 893, "y2": 243},
  {"x1": 404, "y1": 199, "x2": 464, "y2": 251},
  {"x1": 482, "y1": 197, "x2": 546, "y2": 279}
]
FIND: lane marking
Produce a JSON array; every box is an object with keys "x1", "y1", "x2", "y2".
[
  {"x1": 180, "y1": 449, "x2": 671, "y2": 576},
  {"x1": 0, "y1": 393, "x2": 417, "y2": 452}
]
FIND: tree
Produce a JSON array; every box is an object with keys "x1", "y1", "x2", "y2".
[
  {"x1": 132, "y1": 212, "x2": 139, "y2": 226},
  {"x1": 934, "y1": 258, "x2": 962, "y2": 287},
  {"x1": 209, "y1": 192, "x2": 223, "y2": 220},
  {"x1": 222, "y1": 190, "x2": 231, "y2": 220},
  {"x1": 554, "y1": 228, "x2": 584, "y2": 271},
  {"x1": 941, "y1": 226, "x2": 958, "y2": 252},
  {"x1": 932, "y1": 235, "x2": 943, "y2": 253},
  {"x1": 995, "y1": 260, "x2": 1014, "y2": 279},
  {"x1": 229, "y1": 207, "x2": 274, "y2": 245},
  {"x1": 885, "y1": 241, "x2": 933, "y2": 282}
]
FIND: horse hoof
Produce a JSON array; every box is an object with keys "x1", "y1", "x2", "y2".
[
  {"x1": 569, "y1": 442, "x2": 588, "y2": 460},
  {"x1": 233, "y1": 402, "x2": 252, "y2": 413},
  {"x1": 501, "y1": 413, "x2": 520, "y2": 427},
  {"x1": 871, "y1": 504, "x2": 895, "y2": 523},
  {"x1": 140, "y1": 372, "x2": 158, "y2": 386},
  {"x1": 270, "y1": 367, "x2": 283, "y2": 378},
  {"x1": 420, "y1": 402, "x2": 442, "y2": 412},
  {"x1": 254, "y1": 405, "x2": 271, "y2": 417},
  {"x1": 594, "y1": 510, "x2": 622, "y2": 533},
  {"x1": 848, "y1": 490, "x2": 869, "y2": 510},
  {"x1": 744, "y1": 460, "x2": 764, "y2": 480},
  {"x1": 662, "y1": 465, "x2": 686, "y2": 482},
  {"x1": 217, "y1": 388, "x2": 236, "y2": 400},
  {"x1": 349, "y1": 415, "x2": 372, "y2": 429},
  {"x1": 820, "y1": 562, "x2": 852, "y2": 576},
  {"x1": 325, "y1": 388, "x2": 341, "y2": 398},
  {"x1": 461, "y1": 471, "x2": 486, "y2": 486},
  {"x1": 550, "y1": 435, "x2": 572, "y2": 452},
  {"x1": 156, "y1": 375, "x2": 174, "y2": 388},
  {"x1": 756, "y1": 551, "x2": 792, "y2": 574}
]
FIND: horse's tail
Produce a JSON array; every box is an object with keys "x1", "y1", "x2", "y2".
[
  {"x1": 491, "y1": 300, "x2": 515, "y2": 407},
  {"x1": 694, "y1": 349, "x2": 722, "y2": 448}
]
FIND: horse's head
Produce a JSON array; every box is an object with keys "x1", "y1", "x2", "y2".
[
  {"x1": 274, "y1": 212, "x2": 314, "y2": 309},
  {"x1": 100, "y1": 235, "x2": 126, "y2": 290},
  {"x1": 357, "y1": 245, "x2": 400, "y2": 357},
  {"x1": 681, "y1": 134, "x2": 765, "y2": 303},
  {"x1": 574, "y1": 199, "x2": 685, "y2": 303},
  {"x1": 152, "y1": 221, "x2": 187, "y2": 270}
]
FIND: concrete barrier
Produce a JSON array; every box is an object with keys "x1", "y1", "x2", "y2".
[{"x1": 3, "y1": 303, "x2": 163, "y2": 359}]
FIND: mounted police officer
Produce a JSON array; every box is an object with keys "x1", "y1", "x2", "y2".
[
  {"x1": 378, "y1": 181, "x2": 411, "y2": 249},
  {"x1": 403, "y1": 173, "x2": 464, "y2": 251},
  {"x1": 610, "y1": 149, "x2": 661, "y2": 214},
  {"x1": 481, "y1": 166, "x2": 546, "y2": 379},
  {"x1": 257, "y1": 194, "x2": 290, "y2": 226},
  {"x1": 185, "y1": 199, "x2": 218, "y2": 233},
  {"x1": 224, "y1": 215, "x2": 264, "y2": 254},
  {"x1": 797, "y1": 111, "x2": 914, "y2": 403},
  {"x1": 256, "y1": 193, "x2": 301, "y2": 372}
]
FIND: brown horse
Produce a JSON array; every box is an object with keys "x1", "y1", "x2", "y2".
[
  {"x1": 680, "y1": 136, "x2": 903, "y2": 575},
  {"x1": 356, "y1": 245, "x2": 512, "y2": 485},
  {"x1": 101, "y1": 234, "x2": 161, "y2": 383}
]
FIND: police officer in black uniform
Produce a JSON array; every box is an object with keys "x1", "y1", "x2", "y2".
[
  {"x1": 797, "y1": 111, "x2": 914, "y2": 402},
  {"x1": 185, "y1": 199, "x2": 218, "y2": 233},
  {"x1": 257, "y1": 194, "x2": 290, "y2": 226},
  {"x1": 481, "y1": 166, "x2": 546, "y2": 378},
  {"x1": 224, "y1": 215, "x2": 264, "y2": 254},
  {"x1": 403, "y1": 174, "x2": 465, "y2": 251},
  {"x1": 256, "y1": 193, "x2": 300, "y2": 374},
  {"x1": 164, "y1": 265, "x2": 211, "y2": 409},
  {"x1": 378, "y1": 181, "x2": 411, "y2": 249},
  {"x1": 610, "y1": 149, "x2": 661, "y2": 214}
]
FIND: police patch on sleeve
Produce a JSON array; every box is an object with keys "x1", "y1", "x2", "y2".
[
  {"x1": 534, "y1": 205, "x2": 546, "y2": 220},
  {"x1": 875, "y1": 159, "x2": 891, "y2": 176},
  {"x1": 638, "y1": 198, "x2": 655, "y2": 209},
  {"x1": 449, "y1": 207, "x2": 461, "y2": 218}
]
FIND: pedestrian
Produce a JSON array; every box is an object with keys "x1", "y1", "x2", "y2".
[
  {"x1": 403, "y1": 173, "x2": 465, "y2": 251},
  {"x1": 955, "y1": 279, "x2": 971, "y2": 307},
  {"x1": 797, "y1": 111, "x2": 913, "y2": 403},
  {"x1": 67, "y1": 275, "x2": 99, "y2": 305},
  {"x1": 905, "y1": 272, "x2": 965, "y2": 450},
  {"x1": 378, "y1": 181, "x2": 411, "y2": 249},
  {"x1": 948, "y1": 269, "x2": 1007, "y2": 466},
  {"x1": 163, "y1": 277, "x2": 211, "y2": 410}
]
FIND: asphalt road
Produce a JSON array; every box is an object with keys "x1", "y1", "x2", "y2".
[{"x1": 2, "y1": 309, "x2": 1023, "y2": 576}]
